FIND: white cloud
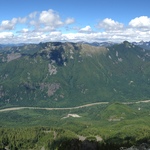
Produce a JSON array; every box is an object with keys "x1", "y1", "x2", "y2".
[
  {"x1": 48, "y1": 31, "x2": 63, "y2": 41},
  {"x1": 79, "y1": 26, "x2": 92, "y2": 33},
  {"x1": 29, "y1": 11, "x2": 38, "y2": 19},
  {"x1": 2, "y1": 28, "x2": 150, "y2": 44},
  {"x1": 49, "y1": 31, "x2": 62, "y2": 36},
  {"x1": 28, "y1": 9, "x2": 75, "y2": 32},
  {"x1": 0, "y1": 32, "x2": 14, "y2": 39},
  {"x1": 129, "y1": 16, "x2": 150, "y2": 29},
  {"x1": 39, "y1": 9, "x2": 63, "y2": 27},
  {"x1": 19, "y1": 28, "x2": 29, "y2": 33},
  {"x1": 98, "y1": 18, "x2": 124, "y2": 31},
  {"x1": 0, "y1": 17, "x2": 27, "y2": 31},
  {"x1": 29, "y1": 20, "x2": 37, "y2": 26},
  {"x1": 1, "y1": 12, "x2": 150, "y2": 44},
  {"x1": 65, "y1": 18, "x2": 75, "y2": 24},
  {"x1": 0, "y1": 19, "x2": 17, "y2": 30},
  {"x1": 18, "y1": 17, "x2": 27, "y2": 24}
]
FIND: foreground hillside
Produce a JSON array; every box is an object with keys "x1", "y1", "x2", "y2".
[
  {"x1": 0, "y1": 41, "x2": 150, "y2": 107},
  {"x1": 0, "y1": 102, "x2": 150, "y2": 149}
]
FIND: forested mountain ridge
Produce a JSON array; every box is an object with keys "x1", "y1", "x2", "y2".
[
  {"x1": 0, "y1": 41, "x2": 150, "y2": 108},
  {"x1": 0, "y1": 41, "x2": 150, "y2": 149}
]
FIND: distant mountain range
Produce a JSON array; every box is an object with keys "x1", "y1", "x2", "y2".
[
  {"x1": 78, "y1": 41, "x2": 150, "y2": 50},
  {"x1": 0, "y1": 41, "x2": 150, "y2": 108},
  {"x1": 0, "y1": 43, "x2": 25, "y2": 48},
  {"x1": 132, "y1": 41, "x2": 150, "y2": 50},
  {"x1": 77, "y1": 41, "x2": 116, "y2": 47},
  {"x1": 1, "y1": 40, "x2": 150, "y2": 49},
  {"x1": 84, "y1": 41, "x2": 150, "y2": 50}
]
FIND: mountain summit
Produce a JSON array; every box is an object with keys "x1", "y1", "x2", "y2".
[{"x1": 0, "y1": 41, "x2": 150, "y2": 107}]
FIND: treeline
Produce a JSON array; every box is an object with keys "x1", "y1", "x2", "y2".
[
  {"x1": 0, "y1": 127, "x2": 79, "y2": 150},
  {"x1": 0, "y1": 127, "x2": 150, "y2": 150},
  {"x1": 0, "y1": 127, "x2": 52, "y2": 150}
]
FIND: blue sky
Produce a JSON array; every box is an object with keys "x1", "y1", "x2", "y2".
[{"x1": 0, "y1": 0, "x2": 150, "y2": 43}]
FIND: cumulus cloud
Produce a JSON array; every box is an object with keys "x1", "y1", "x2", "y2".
[
  {"x1": 0, "y1": 32, "x2": 14, "y2": 43},
  {"x1": 1, "y1": 11, "x2": 150, "y2": 44},
  {"x1": 0, "y1": 19, "x2": 17, "y2": 31},
  {"x1": 98, "y1": 18, "x2": 124, "y2": 31},
  {"x1": 0, "y1": 9, "x2": 76, "y2": 43},
  {"x1": 65, "y1": 18, "x2": 75, "y2": 24},
  {"x1": 18, "y1": 17, "x2": 27, "y2": 24},
  {"x1": 129, "y1": 16, "x2": 150, "y2": 29},
  {"x1": 79, "y1": 26, "x2": 92, "y2": 33},
  {"x1": 0, "y1": 32, "x2": 14, "y2": 38},
  {"x1": 39, "y1": 9, "x2": 63, "y2": 27},
  {"x1": 18, "y1": 28, "x2": 29, "y2": 33},
  {"x1": 29, "y1": 11, "x2": 38, "y2": 19},
  {"x1": 0, "y1": 17, "x2": 27, "y2": 31},
  {"x1": 28, "y1": 9, "x2": 75, "y2": 32}
]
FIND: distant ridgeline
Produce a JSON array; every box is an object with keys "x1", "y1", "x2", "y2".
[{"x1": 0, "y1": 41, "x2": 150, "y2": 107}]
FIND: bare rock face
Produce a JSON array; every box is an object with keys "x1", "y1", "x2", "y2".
[
  {"x1": 0, "y1": 86, "x2": 4, "y2": 98},
  {"x1": 23, "y1": 82, "x2": 60, "y2": 98},
  {"x1": 0, "y1": 91, "x2": 4, "y2": 98},
  {"x1": 47, "y1": 83, "x2": 60, "y2": 97},
  {"x1": 7, "y1": 53, "x2": 21, "y2": 62},
  {"x1": 48, "y1": 63, "x2": 57, "y2": 75},
  {"x1": 40, "y1": 83, "x2": 60, "y2": 97}
]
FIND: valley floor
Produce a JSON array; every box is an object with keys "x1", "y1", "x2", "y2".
[
  {"x1": 0, "y1": 99, "x2": 150, "y2": 112},
  {"x1": 0, "y1": 99, "x2": 150, "y2": 150}
]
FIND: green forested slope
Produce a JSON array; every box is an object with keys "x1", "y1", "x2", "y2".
[
  {"x1": 0, "y1": 41, "x2": 150, "y2": 108},
  {"x1": 0, "y1": 102, "x2": 150, "y2": 149}
]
